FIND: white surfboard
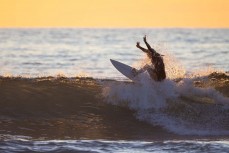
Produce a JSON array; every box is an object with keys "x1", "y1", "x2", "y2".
[{"x1": 110, "y1": 59, "x2": 138, "y2": 81}]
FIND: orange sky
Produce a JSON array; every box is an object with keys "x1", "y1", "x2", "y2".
[{"x1": 0, "y1": 0, "x2": 229, "y2": 28}]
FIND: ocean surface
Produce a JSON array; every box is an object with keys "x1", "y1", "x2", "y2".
[{"x1": 0, "y1": 28, "x2": 229, "y2": 152}]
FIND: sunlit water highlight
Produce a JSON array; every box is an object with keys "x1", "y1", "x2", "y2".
[
  {"x1": 0, "y1": 28, "x2": 228, "y2": 152},
  {"x1": 0, "y1": 28, "x2": 228, "y2": 78}
]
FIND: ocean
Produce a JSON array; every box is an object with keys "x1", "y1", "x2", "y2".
[{"x1": 0, "y1": 28, "x2": 228, "y2": 153}]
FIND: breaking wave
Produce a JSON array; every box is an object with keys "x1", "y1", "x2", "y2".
[
  {"x1": 102, "y1": 71, "x2": 229, "y2": 136},
  {"x1": 0, "y1": 71, "x2": 229, "y2": 139}
]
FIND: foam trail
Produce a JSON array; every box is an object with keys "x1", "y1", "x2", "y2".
[
  {"x1": 102, "y1": 52, "x2": 229, "y2": 135},
  {"x1": 103, "y1": 72, "x2": 178, "y2": 110},
  {"x1": 177, "y1": 78, "x2": 229, "y2": 105}
]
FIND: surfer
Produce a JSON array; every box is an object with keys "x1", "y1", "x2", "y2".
[{"x1": 133, "y1": 36, "x2": 166, "y2": 81}]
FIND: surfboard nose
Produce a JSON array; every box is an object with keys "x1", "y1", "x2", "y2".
[{"x1": 110, "y1": 59, "x2": 138, "y2": 81}]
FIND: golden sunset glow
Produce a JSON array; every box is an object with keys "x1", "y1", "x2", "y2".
[{"x1": 0, "y1": 0, "x2": 229, "y2": 28}]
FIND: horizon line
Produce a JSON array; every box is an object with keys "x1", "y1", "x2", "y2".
[{"x1": 0, "y1": 26, "x2": 229, "y2": 29}]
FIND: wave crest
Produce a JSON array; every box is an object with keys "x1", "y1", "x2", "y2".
[{"x1": 102, "y1": 72, "x2": 229, "y2": 135}]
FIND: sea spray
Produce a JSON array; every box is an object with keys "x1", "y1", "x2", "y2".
[
  {"x1": 102, "y1": 71, "x2": 229, "y2": 135},
  {"x1": 132, "y1": 45, "x2": 186, "y2": 80},
  {"x1": 177, "y1": 78, "x2": 229, "y2": 105},
  {"x1": 103, "y1": 72, "x2": 178, "y2": 110}
]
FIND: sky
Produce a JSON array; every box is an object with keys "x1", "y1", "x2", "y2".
[{"x1": 0, "y1": 0, "x2": 229, "y2": 28}]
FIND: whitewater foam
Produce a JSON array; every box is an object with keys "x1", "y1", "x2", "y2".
[{"x1": 102, "y1": 70, "x2": 229, "y2": 136}]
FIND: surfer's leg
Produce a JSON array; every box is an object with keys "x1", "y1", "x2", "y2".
[
  {"x1": 131, "y1": 68, "x2": 138, "y2": 76},
  {"x1": 138, "y1": 64, "x2": 150, "y2": 73},
  {"x1": 132, "y1": 64, "x2": 150, "y2": 76},
  {"x1": 147, "y1": 68, "x2": 158, "y2": 81}
]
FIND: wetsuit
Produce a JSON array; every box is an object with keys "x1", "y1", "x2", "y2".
[
  {"x1": 151, "y1": 52, "x2": 166, "y2": 81},
  {"x1": 136, "y1": 37, "x2": 166, "y2": 81}
]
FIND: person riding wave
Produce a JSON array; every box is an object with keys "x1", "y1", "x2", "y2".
[{"x1": 132, "y1": 36, "x2": 166, "y2": 81}]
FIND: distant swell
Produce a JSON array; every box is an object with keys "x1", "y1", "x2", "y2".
[{"x1": 0, "y1": 72, "x2": 229, "y2": 140}]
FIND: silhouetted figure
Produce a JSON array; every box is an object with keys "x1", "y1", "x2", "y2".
[{"x1": 133, "y1": 36, "x2": 166, "y2": 81}]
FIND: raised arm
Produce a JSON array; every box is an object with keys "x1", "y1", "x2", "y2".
[
  {"x1": 136, "y1": 42, "x2": 149, "y2": 53},
  {"x1": 143, "y1": 36, "x2": 156, "y2": 53}
]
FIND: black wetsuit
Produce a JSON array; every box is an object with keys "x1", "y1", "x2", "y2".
[
  {"x1": 151, "y1": 53, "x2": 166, "y2": 81},
  {"x1": 136, "y1": 37, "x2": 166, "y2": 81}
]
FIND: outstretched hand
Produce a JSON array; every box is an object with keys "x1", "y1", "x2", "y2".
[
  {"x1": 143, "y1": 35, "x2": 147, "y2": 42},
  {"x1": 136, "y1": 42, "x2": 140, "y2": 48}
]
